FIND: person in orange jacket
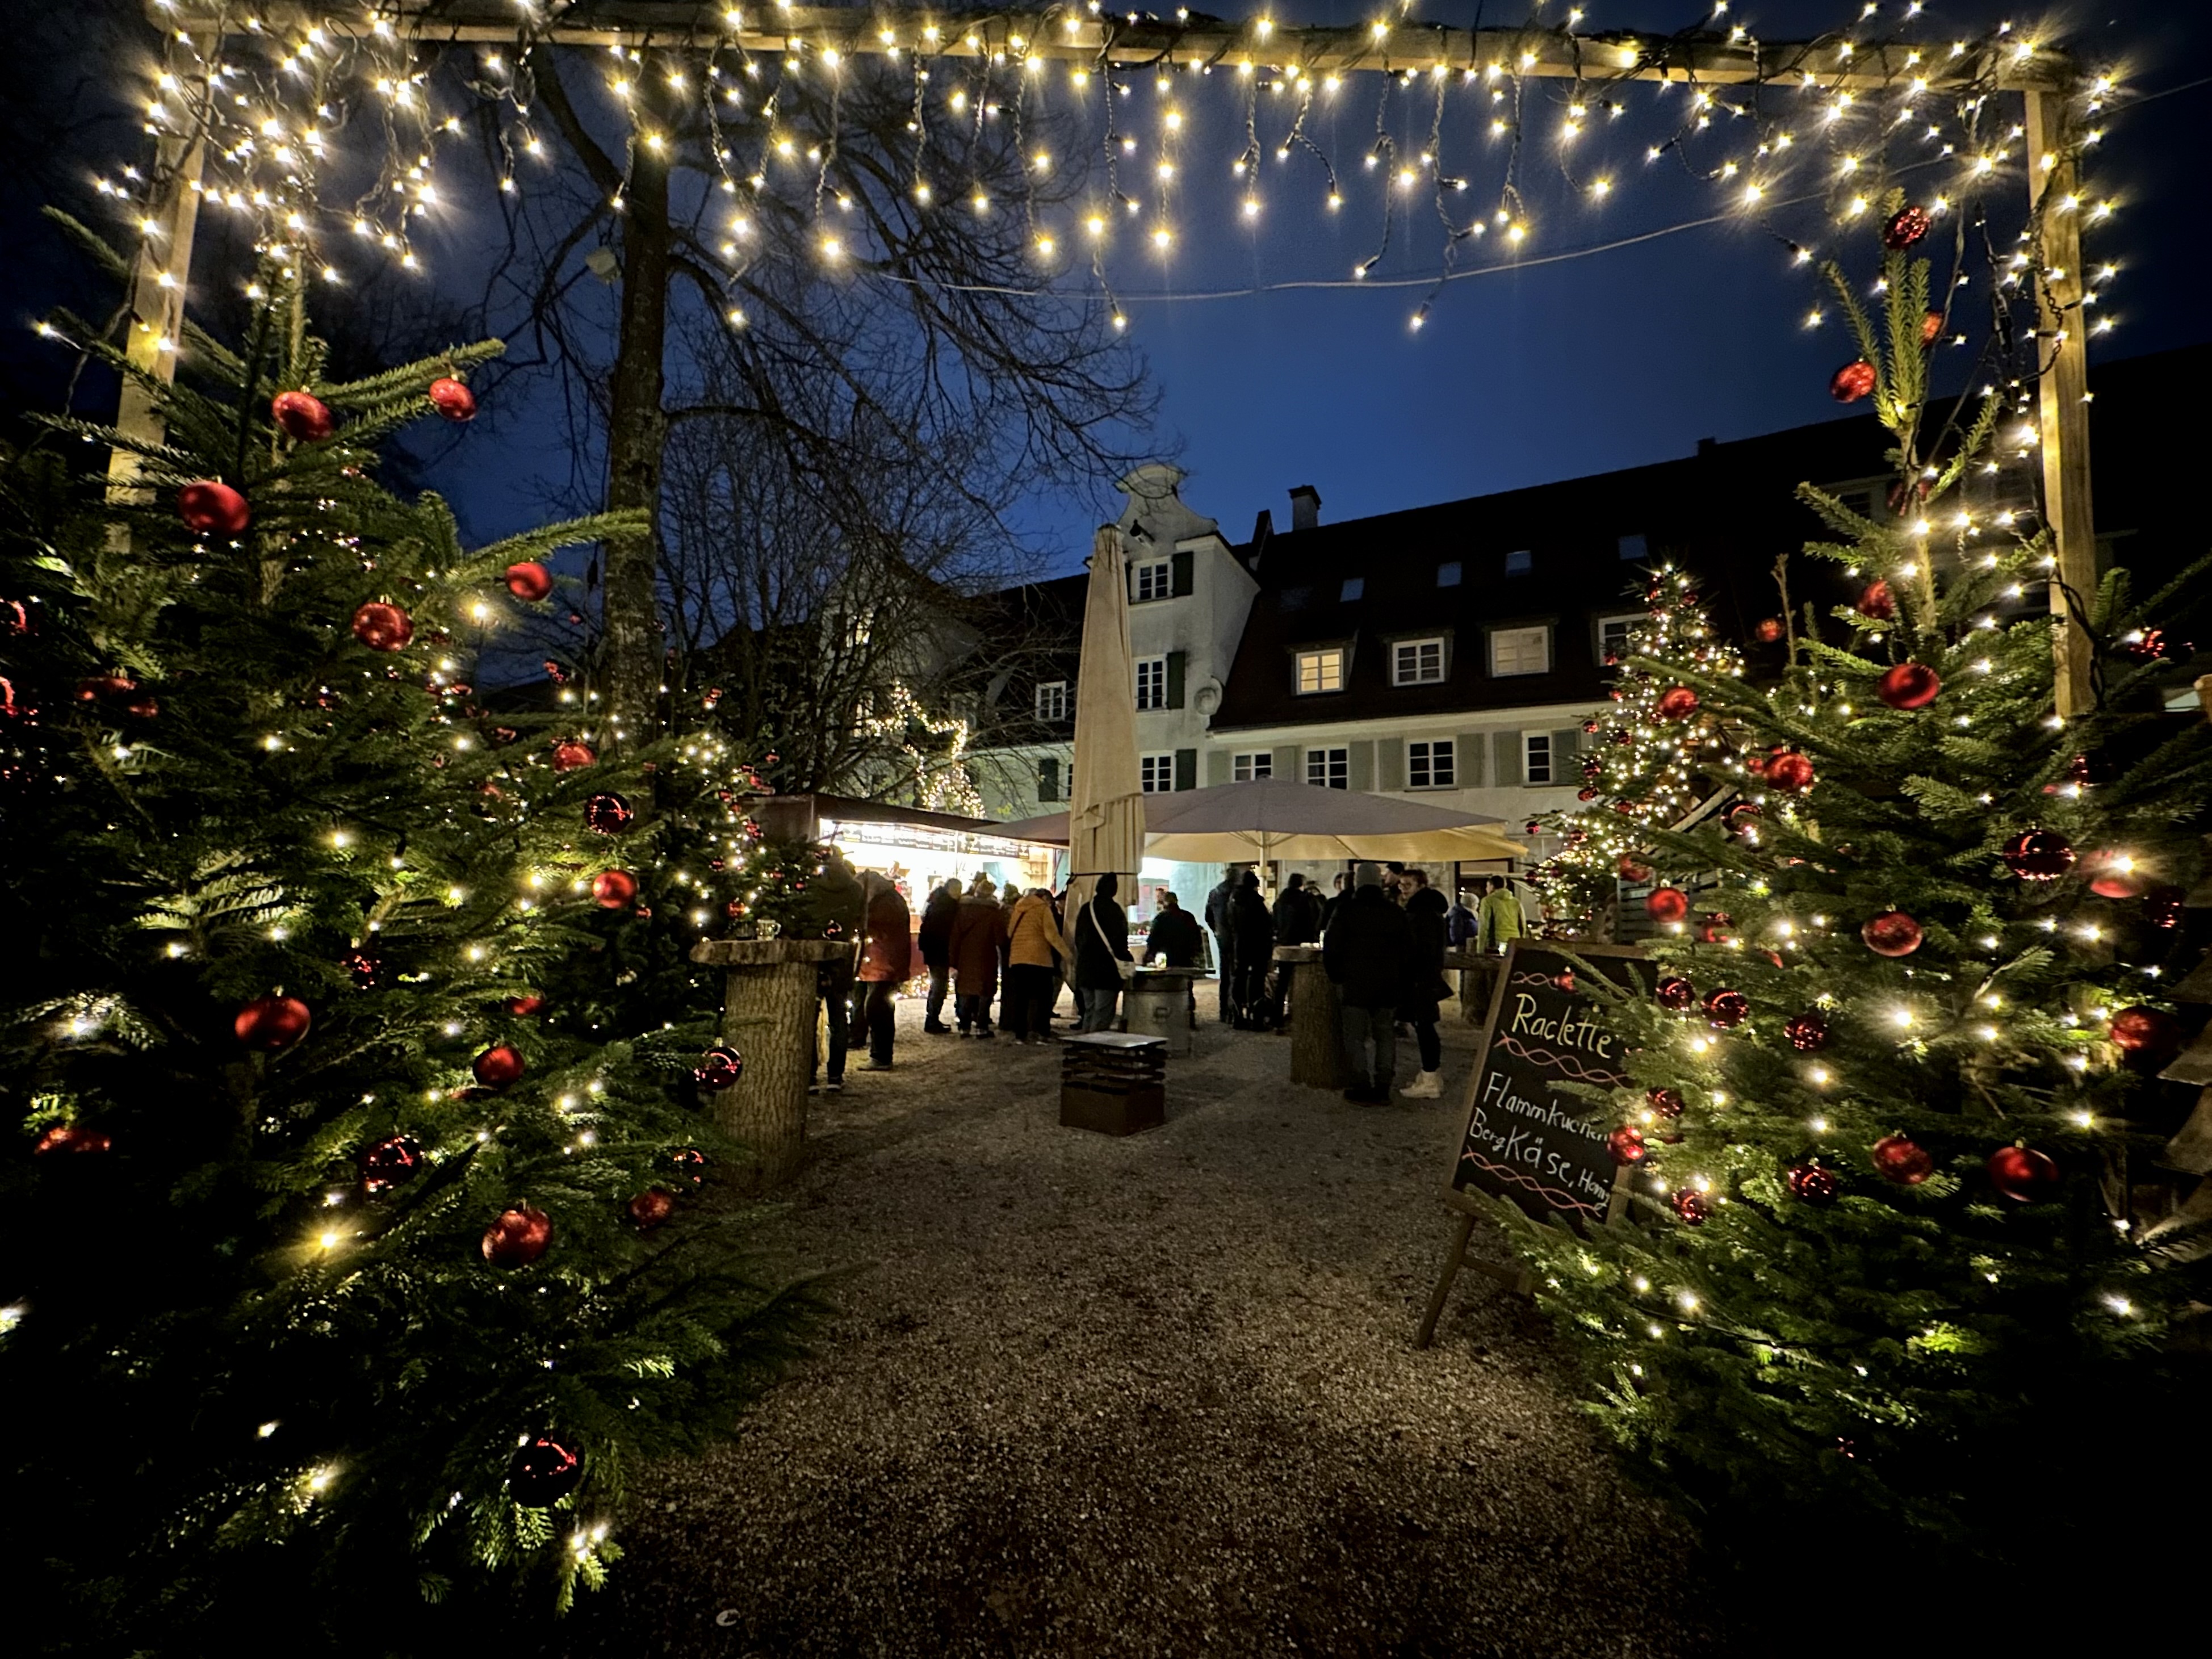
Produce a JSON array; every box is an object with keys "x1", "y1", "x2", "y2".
[{"x1": 1003, "y1": 886, "x2": 1071, "y2": 1044}]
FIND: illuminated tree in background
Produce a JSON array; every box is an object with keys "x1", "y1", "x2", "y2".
[{"x1": 1492, "y1": 230, "x2": 2212, "y2": 1553}]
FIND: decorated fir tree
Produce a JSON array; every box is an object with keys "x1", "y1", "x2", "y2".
[
  {"x1": 0, "y1": 241, "x2": 810, "y2": 1649},
  {"x1": 1494, "y1": 236, "x2": 2212, "y2": 1546}
]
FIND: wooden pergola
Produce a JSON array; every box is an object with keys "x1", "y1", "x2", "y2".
[{"x1": 136, "y1": 3, "x2": 2100, "y2": 709}]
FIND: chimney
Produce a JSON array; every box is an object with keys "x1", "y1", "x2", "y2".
[
  {"x1": 1251, "y1": 507, "x2": 1274, "y2": 543},
  {"x1": 1289, "y1": 484, "x2": 1322, "y2": 532},
  {"x1": 1696, "y1": 436, "x2": 1717, "y2": 457}
]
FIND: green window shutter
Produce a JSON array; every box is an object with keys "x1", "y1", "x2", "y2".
[
  {"x1": 1205, "y1": 748, "x2": 1231, "y2": 785},
  {"x1": 1272, "y1": 743, "x2": 1300, "y2": 780},
  {"x1": 1551, "y1": 728, "x2": 1581, "y2": 770},
  {"x1": 1456, "y1": 732, "x2": 1486, "y2": 788},
  {"x1": 1171, "y1": 550, "x2": 1194, "y2": 596},
  {"x1": 1037, "y1": 756, "x2": 1059, "y2": 802},
  {"x1": 1166, "y1": 650, "x2": 1187, "y2": 710},
  {"x1": 1175, "y1": 748, "x2": 1198, "y2": 791},
  {"x1": 1377, "y1": 738, "x2": 1406, "y2": 791},
  {"x1": 1349, "y1": 740, "x2": 1375, "y2": 792},
  {"x1": 1493, "y1": 731, "x2": 1523, "y2": 787}
]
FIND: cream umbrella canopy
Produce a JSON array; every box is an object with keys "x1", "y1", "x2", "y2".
[{"x1": 1063, "y1": 525, "x2": 1146, "y2": 941}]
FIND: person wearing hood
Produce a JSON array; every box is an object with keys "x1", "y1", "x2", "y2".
[
  {"x1": 1228, "y1": 871, "x2": 1276, "y2": 1029},
  {"x1": 1395, "y1": 869, "x2": 1451, "y2": 1099},
  {"x1": 916, "y1": 877, "x2": 963, "y2": 1034},
  {"x1": 1004, "y1": 886, "x2": 1071, "y2": 1044},
  {"x1": 1204, "y1": 870, "x2": 1238, "y2": 1024},
  {"x1": 1273, "y1": 872, "x2": 1322, "y2": 948},
  {"x1": 1323, "y1": 862, "x2": 1415, "y2": 1104},
  {"x1": 1072, "y1": 872, "x2": 1133, "y2": 1033},
  {"x1": 805, "y1": 848, "x2": 868, "y2": 1095},
  {"x1": 948, "y1": 875, "x2": 1006, "y2": 1037},
  {"x1": 852, "y1": 872, "x2": 914, "y2": 1071}
]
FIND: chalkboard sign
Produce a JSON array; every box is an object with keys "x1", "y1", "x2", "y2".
[{"x1": 1449, "y1": 941, "x2": 1650, "y2": 1225}]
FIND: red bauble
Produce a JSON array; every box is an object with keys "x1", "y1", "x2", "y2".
[
  {"x1": 1647, "y1": 1087, "x2": 1685, "y2": 1120},
  {"x1": 693, "y1": 1044, "x2": 744, "y2": 1091},
  {"x1": 504, "y1": 561, "x2": 553, "y2": 602},
  {"x1": 472, "y1": 1044, "x2": 526, "y2": 1089},
  {"x1": 1552, "y1": 969, "x2": 1577, "y2": 995},
  {"x1": 2082, "y1": 851, "x2": 2148, "y2": 900},
  {"x1": 1656, "y1": 685, "x2": 1700, "y2": 722},
  {"x1": 1606, "y1": 1124, "x2": 1648, "y2": 1166},
  {"x1": 552, "y1": 740, "x2": 597, "y2": 772},
  {"x1": 1785, "y1": 1011, "x2": 1829, "y2": 1053},
  {"x1": 234, "y1": 993, "x2": 312, "y2": 1050},
  {"x1": 360, "y1": 1134, "x2": 424, "y2": 1195},
  {"x1": 1670, "y1": 1188, "x2": 1710, "y2": 1226},
  {"x1": 1618, "y1": 856, "x2": 1652, "y2": 882},
  {"x1": 1766, "y1": 752, "x2": 1817, "y2": 794},
  {"x1": 34, "y1": 1123, "x2": 112, "y2": 1155},
  {"x1": 2109, "y1": 1005, "x2": 2180, "y2": 1055},
  {"x1": 1830, "y1": 359, "x2": 1877, "y2": 403},
  {"x1": 1871, "y1": 1133, "x2": 1934, "y2": 1185},
  {"x1": 1756, "y1": 616, "x2": 1785, "y2": 643},
  {"x1": 1577, "y1": 788, "x2": 1598, "y2": 801},
  {"x1": 1985, "y1": 1145, "x2": 2060, "y2": 1203},
  {"x1": 1920, "y1": 309, "x2": 1945, "y2": 347},
  {"x1": 481, "y1": 1205, "x2": 553, "y2": 1267},
  {"x1": 1883, "y1": 204, "x2": 1933, "y2": 249},
  {"x1": 1699, "y1": 912, "x2": 1736, "y2": 945},
  {"x1": 351, "y1": 601, "x2": 414, "y2": 652},
  {"x1": 1861, "y1": 911, "x2": 1924, "y2": 958},
  {"x1": 427, "y1": 376, "x2": 477, "y2": 422},
  {"x1": 507, "y1": 1434, "x2": 584, "y2": 1505},
  {"x1": 2000, "y1": 829, "x2": 2075, "y2": 881},
  {"x1": 271, "y1": 389, "x2": 335, "y2": 442},
  {"x1": 1723, "y1": 802, "x2": 1762, "y2": 837},
  {"x1": 1876, "y1": 663, "x2": 1942, "y2": 710},
  {"x1": 1786, "y1": 1162, "x2": 1840, "y2": 1204},
  {"x1": 1656, "y1": 975, "x2": 1696, "y2": 1012},
  {"x1": 1703, "y1": 988, "x2": 1749, "y2": 1029},
  {"x1": 626, "y1": 1188, "x2": 675, "y2": 1230},
  {"x1": 1647, "y1": 887, "x2": 1690, "y2": 923},
  {"x1": 506, "y1": 995, "x2": 547, "y2": 1017},
  {"x1": 592, "y1": 869, "x2": 638, "y2": 908},
  {"x1": 584, "y1": 793, "x2": 634, "y2": 835},
  {"x1": 1855, "y1": 580, "x2": 1896, "y2": 621},
  {"x1": 178, "y1": 480, "x2": 251, "y2": 536}
]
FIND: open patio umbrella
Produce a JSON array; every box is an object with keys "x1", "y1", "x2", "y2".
[{"x1": 1063, "y1": 525, "x2": 1146, "y2": 934}]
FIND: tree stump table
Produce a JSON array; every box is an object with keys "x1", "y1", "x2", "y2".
[
  {"x1": 1443, "y1": 950, "x2": 1499, "y2": 1025},
  {"x1": 1277, "y1": 946, "x2": 1351, "y2": 1089},
  {"x1": 690, "y1": 937, "x2": 856, "y2": 1192}
]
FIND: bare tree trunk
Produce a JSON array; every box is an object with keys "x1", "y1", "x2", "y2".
[{"x1": 604, "y1": 143, "x2": 671, "y2": 747}]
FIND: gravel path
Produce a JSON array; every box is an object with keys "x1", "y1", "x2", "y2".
[{"x1": 548, "y1": 998, "x2": 1724, "y2": 1658}]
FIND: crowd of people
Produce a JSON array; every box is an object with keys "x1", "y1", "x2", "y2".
[{"x1": 797, "y1": 846, "x2": 1527, "y2": 1105}]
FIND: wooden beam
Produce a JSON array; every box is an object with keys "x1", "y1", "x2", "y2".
[{"x1": 2025, "y1": 89, "x2": 2097, "y2": 718}]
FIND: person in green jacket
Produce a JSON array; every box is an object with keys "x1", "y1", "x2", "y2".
[{"x1": 1475, "y1": 875, "x2": 1526, "y2": 957}]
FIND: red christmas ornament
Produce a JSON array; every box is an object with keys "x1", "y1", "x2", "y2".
[
  {"x1": 1552, "y1": 969, "x2": 1577, "y2": 994},
  {"x1": 1861, "y1": 911, "x2": 1924, "y2": 958},
  {"x1": 1920, "y1": 309, "x2": 1945, "y2": 346},
  {"x1": 584, "y1": 792, "x2": 634, "y2": 835},
  {"x1": 481, "y1": 1205, "x2": 553, "y2": 1267},
  {"x1": 2000, "y1": 829, "x2": 2075, "y2": 881},
  {"x1": 1618, "y1": 856, "x2": 1652, "y2": 882},
  {"x1": 1830, "y1": 359, "x2": 1877, "y2": 403},
  {"x1": 234, "y1": 993, "x2": 312, "y2": 1050},
  {"x1": 472, "y1": 1045, "x2": 526, "y2": 1090},
  {"x1": 360, "y1": 1134, "x2": 424, "y2": 1195},
  {"x1": 1577, "y1": 788, "x2": 1598, "y2": 801},
  {"x1": 591, "y1": 869, "x2": 638, "y2": 909},
  {"x1": 178, "y1": 480, "x2": 251, "y2": 536},
  {"x1": 1647, "y1": 1087, "x2": 1685, "y2": 1120},
  {"x1": 1985, "y1": 1145, "x2": 2060, "y2": 1203},
  {"x1": 1670, "y1": 1188, "x2": 1710, "y2": 1226},
  {"x1": 1703, "y1": 988, "x2": 1749, "y2": 1029},
  {"x1": 508, "y1": 1434, "x2": 584, "y2": 1506},
  {"x1": 1646, "y1": 887, "x2": 1690, "y2": 923},
  {"x1": 1766, "y1": 752, "x2": 1817, "y2": 794},
  {"x1": 1756, "y1": 616, "x2": 1785, "y2": 643},
  {"x1": 1887, "y1": 477, "x2": 1930, "y2": 517},
  {"x1": 1871, "y1": 1134, "x2": 1934, "y2": 1185},
  {"x1": 1876, "y1": 663, "x2": 1942, "y2": 710},
  {"x1": 427, "y1": 376, "x2": 477, "y2": 422},
  {"x1": 1855, "y1": 580, "x2": 1896, "y2": 621},
  {"x1": 506, "y1": 995, "x2": 546, "y2": 1016},
  {"x1": 552, "y1": 740, "x2": 597, "y2": 772},
  {"x1": 504, "y1": 561, "x2": 553, "y2": 601},
  {"x1": 271, "y1": 389, "x2": 335, "y2": 442},
  {"x1": 1786, "y1": 1162, "x2": 1840, "y2": 1204},
  {"x1": 1656, "y1": 685, "x2": 1700, "y2": 722},
  {"x1": 351, "y1": 601, "x2": 414, "y2": 652},
  {"x1": 1723, "y1": 802, "x2": 1762, "y2": 837},
  {"x1": 1785, "y1": 1011, "x2": 1829, "y2": 1053},
  {"x1": 34, "y1": 1123, "x2": 112, "y2": 1155},
  {"x1": 1655, "y1": 975, "x2": 1696, "y2": 1012},
  {"x1": 693, "y1": 1044, "x2": 744, "y2": 1091},
  {"x1": 1883, "y1": 204, "x2": 1933, "y2": 249},
  {"x1": 626, "y1": 1188, "x2": 675, "y2": 1230},
  {"x1": 2082, "y1": 851, "x2": 2148, "y2": 900},
  {"x1": 1606, "y1": 1124, "x2": 1648, "y2": 1166},
  {"x1": 2109, "y1": 1005, "x2": 2180, "y2": 1055}
]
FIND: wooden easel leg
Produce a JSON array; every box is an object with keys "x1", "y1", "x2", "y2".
[{"x1": 1415, "y1": 1212, "x2": 1477, "y2": 1349}]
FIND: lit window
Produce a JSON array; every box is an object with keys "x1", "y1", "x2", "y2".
[
  {"x1": 1503, "y1": 549, "x2": 1532, "y2": 575},
  {"x1": 1035, "y1": 679, "x2": 1067, "y2": 722},
  {"x1": 1598, "y1": 614, "x2": 1639, "y2": 664},
  {"x1": 1295, "y1": 648, "x2": 1344, "y2": 694},
  {"x1": 1134, "y1": 559, "x2": 1172, "y2": 602},
  {"x1": 1489, "y1": 626, "x2": 1550, "y2": 677},
  {"x1": 1233, "y1": 751, "x2": 1273, "y2": 782},
  {"x1": 1340, "y1": 577, "x2": 1364, "y2": 602},
  {"x1": 1140, "y1": 753, "x2": 1176, "y2": 793},
  {"x1": 1136, "y1": 655, "x2": 1168, "y2": 709},
  {"x1": 1524, "y1": 732, "x2": 1554, "y2": 785},
  {"x1": 1306, "y1": 747, "x2": 1350, "y2": 790},
  {"x1": 1617, "y1": 533, "x2": 1649, "y2": 562},
  {"x1": 1436, "y1": 561, "x2": 1462, "y2": 588},
  {"x1": 1409, "y1": 739, "x2": 1455, "y2": 789},
  {"x1": 1393, "y1": 638, "x2": 1446, "y2": 685}
]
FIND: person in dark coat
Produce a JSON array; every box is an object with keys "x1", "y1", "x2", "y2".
[
  {"x1": 1072, "y1": 872, "x2": 1132, "y2": 1033},
  {"x1": 851, "y1": 872, "x2": 914, "y2": 1070},
  {"x1": 947, "y1": 877, "x2": 1005, "y2": 1037},
  {"x1": 1323, "y1": 862, "x2": 1415, "y2": 1103},
  {"x1": 804, "y1": 849, "x2": 868, "y2": 1094},
  {"x1": 1204, "y1": 871, "x2": 1238, "y2": 1024},
  {"x1": 1273, "y1": 873, "x2": 1322, "y2": 947},
  {"x1": 1319, "y1": 870, "x2": 1352, "y2": 929},
  {"x1": 1396, "y1": 871, "x2": 1450, "y2": 1099},
  {"x1": 1446, "y1": 885, "x2": 1480, "y2": 949},
  {"x1": 916, "y1": 877, "x2": 963, "y2": 1033},
  {"x1": 1144, "y1": 890, "x2": 1204, "y2": 968},
  {"x1": 1228, "y1": 872, "x2": 1276, "y2": 1029}
]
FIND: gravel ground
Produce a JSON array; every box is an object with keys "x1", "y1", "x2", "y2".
[{"x1": 547, "y1": 995, "x2": 1725, "y2": 1658}]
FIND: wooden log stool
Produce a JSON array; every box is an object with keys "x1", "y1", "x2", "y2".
[{"x1": 1059, "y1": 1032, "x2": 1167, "y2": 1136}]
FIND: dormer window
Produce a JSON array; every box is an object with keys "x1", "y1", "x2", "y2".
[
  {"x1": 1503, "y1": 549, "x2": 1532, "y2": 576},
  {"x1": 1133, "y1": 559, "x2": 1173, "y2": 602},
  {"x1": 1340, "y1": 577, "x2": 1365, "y2": 602}
]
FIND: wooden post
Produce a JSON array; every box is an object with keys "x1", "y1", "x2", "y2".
[
  {"x1": 2025, "y1": 86, "x2": 2097, "y2": 719},
  {"x1": 690, "y1": 937, "x2": 853, "y2": 1192}
]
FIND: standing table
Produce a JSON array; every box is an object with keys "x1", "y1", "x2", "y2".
[{"x1": 1122, "y1": 966, "x2": 1201, "y2": 1055}]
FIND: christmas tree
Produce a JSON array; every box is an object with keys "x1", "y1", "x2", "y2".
[
  {"x1": 1494, "y1": 232, "x2": 2212, "y2": 1551},
  {"x1": 0, "y1": 235, "x2": 811, "y2": 1650}
]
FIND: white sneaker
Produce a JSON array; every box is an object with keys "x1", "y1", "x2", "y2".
[{"x1": 1400, "y1": 1071, "x2": 1443, "y2": 1100}]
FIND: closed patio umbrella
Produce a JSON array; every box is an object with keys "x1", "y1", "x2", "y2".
[{"x1": 1063, "y1": 525, "x2": 1146, "y2": 936}]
